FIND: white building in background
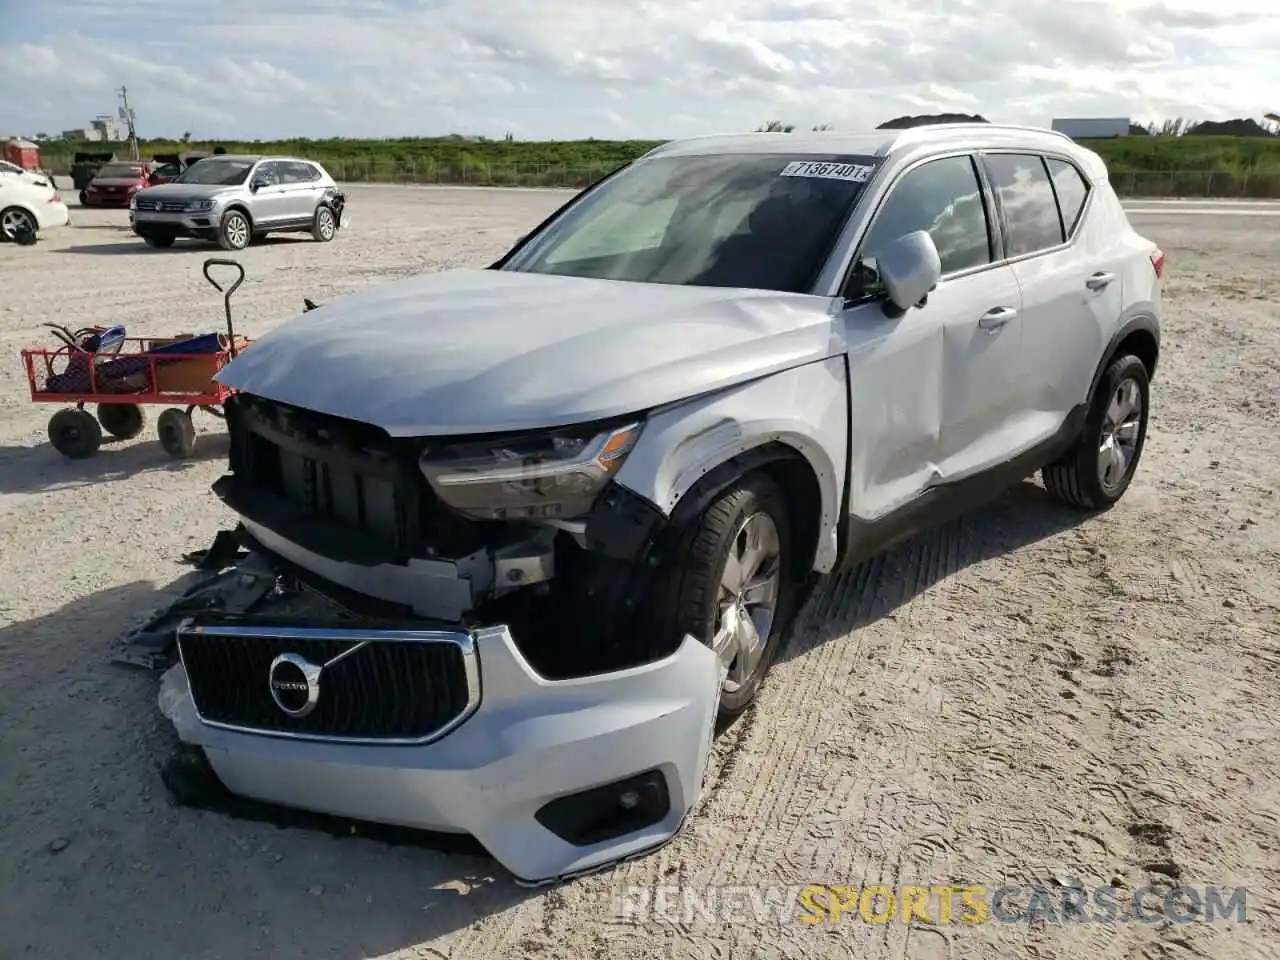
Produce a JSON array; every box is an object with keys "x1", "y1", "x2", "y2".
[
  {"x1": 1051, "y1": 117, "x2": 1131, "y2": 140},
  {"x1": 90, "y1": 115, "x2": 122, "y2": 140}
]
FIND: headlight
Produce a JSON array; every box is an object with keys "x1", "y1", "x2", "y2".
[
  {"x1": 418, "y1": 421, "x2": 641, "y2": 521},
  {"x1": 129, "y1": 195, "x2": 137, "y2": 210},
  {"x1": 185, "y1": 199, "x2": 215, "y2": 212}
]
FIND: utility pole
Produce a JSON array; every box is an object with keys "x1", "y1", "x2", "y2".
[{"x1": 117, "y1": 85, "x2": 140, "y2": 160}]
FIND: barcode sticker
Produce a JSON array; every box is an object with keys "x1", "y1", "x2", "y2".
[{"x1": 779, "y1": 161, "x2": 875, "y2": 182}]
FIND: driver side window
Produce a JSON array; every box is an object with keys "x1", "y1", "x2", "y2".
[
  {"x1": 254, "y1": 162, "x2": 281, "y2": 186},
  {"x1": 851, "y1": 155, "x2": 993, "y2": 296}
]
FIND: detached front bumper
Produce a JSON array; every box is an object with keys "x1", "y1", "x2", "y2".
[{"x1": 159, "y1": 611, "x2": 722, "y2": 885}]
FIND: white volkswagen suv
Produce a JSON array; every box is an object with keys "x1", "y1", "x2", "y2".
[{"x1": 148, "y1": 123, "x2": 1163, "y2": 884}]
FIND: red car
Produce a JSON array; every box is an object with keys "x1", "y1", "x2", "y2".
[
  {"x1": 146, "y1": 152, "x2": 210, "y2": 187},
  {"x1": 80, "y1": 161, "x2": 155, "y2": 208}
]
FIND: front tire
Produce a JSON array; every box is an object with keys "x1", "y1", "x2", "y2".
[
  {"x1": 217, "y1": 209, "x2": 251, "y2": 251},
  {"x1": 659, "y1": 472, "x2": 795, "y2": 723},
  {"x1": 48, "y1": 408, "x2": 103, "y2": 459},
  {"x1": 1042, "y1": 354, "x2": 1150, "y2": 510},
  {"x1": 143, "y1": 232, "x2": 175, "y2": 248},
  {"x1": 157, "y1": 408, "x2": 197, "y2": 458},
  {"x1": 97, "y1": 403, "x2": 145, "y2": 440}
]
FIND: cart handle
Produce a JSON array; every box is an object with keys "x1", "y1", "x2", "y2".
[{"x1": 202, "y1": 258, "x2": 246, "y2": 358}]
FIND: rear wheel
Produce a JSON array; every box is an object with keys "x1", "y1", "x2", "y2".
[
  {"x1": 217, "y1": 209, "x2": 251, "y2": 251},
  {"x1": 657, "y1": 472, "x2": 796, "y2": 723},
  {"x1": 97, "y1": 403, "x2": 145, "y2": 440},
  {"x1": 1042, "y1": 354, "x2": 1150, "y2": 509},
  {"x1": 311, "y1": 204, "x2": 336, "y2": 242},
  {"x1": 0, "y1": 206, "x2": 37, "y2": 242}
]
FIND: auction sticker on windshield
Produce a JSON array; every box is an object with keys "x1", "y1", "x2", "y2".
[{"x1": 779, "y1": 160, "x2": 876, "y2": 182}]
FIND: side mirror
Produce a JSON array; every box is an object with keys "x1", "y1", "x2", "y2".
[
  {"x1": 249, "y1": 178, "x2": 267, "y2": 192},
  {"x1": 876, "y1": 230, "x2": 942, "y2": 315}
]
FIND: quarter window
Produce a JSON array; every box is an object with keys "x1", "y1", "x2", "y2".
[
  {"x1": 858, "y1": 155, "x2": 993, "y2": 278},
  {"x1": 1046, "y1": 157, "x2": 1089, "y2": 237},
  {"x1": 981, "y1": 154, "x2": 1064, "y2": 257}
]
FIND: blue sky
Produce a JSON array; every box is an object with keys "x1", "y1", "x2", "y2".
[{"x1": 1, "y1": 0, "x2": 1276, "y2": 141}]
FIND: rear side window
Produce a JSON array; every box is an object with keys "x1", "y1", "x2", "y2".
[
  {"x1": 1046, "y1": 158, "x2": 1089, "y2": 237},
  {"x1": 980, "y1": 154, "x2": 1064, "y2": 257},
  {"x1": 281, "y1": 161, "x2": 321, "y2": 184},
  {"x1": 859, "y1": 154, "x2": 993, "y2": 276}
]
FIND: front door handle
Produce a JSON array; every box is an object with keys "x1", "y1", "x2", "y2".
[
  {"x1": 1086, "y1": 271, "x2": 1116, "y2": 291},
  {"x1": 978, "y1": 306, "x2": 1017, "y2": 331}
]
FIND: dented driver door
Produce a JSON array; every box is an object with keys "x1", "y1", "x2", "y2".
[{"x1": 837, "y1": 152, "x2": 1028, "y2": 529}]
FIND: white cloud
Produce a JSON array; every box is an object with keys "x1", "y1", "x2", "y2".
[{"x1": 1, "y1": 0, "x2": 1277, "y2": 139}]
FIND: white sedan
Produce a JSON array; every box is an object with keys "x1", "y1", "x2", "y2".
[{"x1": 0, "y1": 175, "x2": 70, "y2": 241}]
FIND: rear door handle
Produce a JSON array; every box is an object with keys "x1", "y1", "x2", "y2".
[
  {"x1": 1086, "y1": 271, "x2": 1116, "y2": 291},
  {"x1": 978, "y1": 306, "x2": 1017, "y2": 331}
]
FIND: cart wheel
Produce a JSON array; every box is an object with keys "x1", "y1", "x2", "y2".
[
  {"x1": 97, "y1": 403, "x2": 145, "y2": 440},
  {"x1": 48, "y1": 408, "x2": 103, "y2": 459},
  {"x1": 157, "y1": 408, "x2": 197, "y2": 459}
]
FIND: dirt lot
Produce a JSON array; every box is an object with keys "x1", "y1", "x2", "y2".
[{"x1": 0, "y1": 189, "x2": 1277, "y2": 960}]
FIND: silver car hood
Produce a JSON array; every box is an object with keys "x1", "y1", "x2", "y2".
[
  {"x1": 215, "y1": 268, "x2": 840, "y2": 436},
  {"x1": 137, "y1": 182, "x2": 237, "y2": 200}
]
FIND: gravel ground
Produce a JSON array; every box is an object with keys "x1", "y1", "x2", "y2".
[{"x1": 0, "y1": 188, "x2": 1277, "y2": 960}]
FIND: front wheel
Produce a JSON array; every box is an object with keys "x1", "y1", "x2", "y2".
[
  {"x1": 658, "y1": 472, "x2": 795, "y2": 723},
  {"x1": 157, "y1": 408, "x2": 197, "y2": 458},
  {"x1": 217, "y1": 209, "x2": 251, "y2": 251},
  {"x1": 48, "y1": 408, "x2": 103, "y2": 459},
  {"x1": 97, "y1": 403, "x2": 145, "y2": 440},
  {"x1": 143, "y1": 232, "x2": 175, "y2": 248},
  {"x1": 1042, "y1": 354, "x2": 1150, "y2": 510}
]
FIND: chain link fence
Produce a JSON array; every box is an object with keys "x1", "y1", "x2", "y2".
[{"x1": 38, "y1": 155, "x2": 1280, "y2": 198}]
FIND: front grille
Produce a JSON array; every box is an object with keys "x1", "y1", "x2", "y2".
[
  {"x1": 177, "y1": 621, "x2": 479, "y2": 743},
  {"x1": 135, "y1": 198, "x2": 186, "y2": 212}
]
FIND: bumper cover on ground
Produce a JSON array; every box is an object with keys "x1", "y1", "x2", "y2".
[{"x1": 160, "y1": 622, "x2": 723, "y2": 885}]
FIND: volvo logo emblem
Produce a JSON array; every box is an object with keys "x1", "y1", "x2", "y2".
[{"x1": 268, "y1": 653, "x2": 323, "y2": 718}]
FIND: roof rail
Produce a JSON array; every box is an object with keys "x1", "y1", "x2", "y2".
[{"x1": 885, "y1": 122, "x2": 1073, "y2": 152}]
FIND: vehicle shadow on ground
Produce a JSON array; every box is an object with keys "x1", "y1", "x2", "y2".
[
  {"x1": 0, "y1": 433, "x2": 231, "y2": 494},
  {"x1": 53, "y1": 242, "x2": 173, "y2": 256},
  {"x1": 779, "y1": 480, "x2": 1087, "y2": 664},
  {"x1": 0, "y1": 580, "x2": 537, "y2": 960}
]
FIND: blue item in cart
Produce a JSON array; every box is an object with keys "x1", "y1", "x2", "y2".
[{"x1": 150, "y1": 332, "x2": 225, "y2": 356}]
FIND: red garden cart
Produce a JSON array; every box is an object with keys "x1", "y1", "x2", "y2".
[{"x1": 21, "y1": 259, "x2": 252, "y2": 460}]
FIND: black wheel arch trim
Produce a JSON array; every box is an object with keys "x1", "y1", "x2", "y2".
[
  {"x1": 585, "y1": 442, "x2": 816, "y2": 563},
  {"x1": 1091, "y1": 313, "x2": 1160, "y2": 399}
]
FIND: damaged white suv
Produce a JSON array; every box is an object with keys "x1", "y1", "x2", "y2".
[{"x1": 146, "y1": 123, "x2": 1164, "y2": 885}]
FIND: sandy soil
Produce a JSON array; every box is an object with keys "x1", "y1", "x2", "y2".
[{"x1": 0, "y1": 189, "x2": 1277, "y2": 960}]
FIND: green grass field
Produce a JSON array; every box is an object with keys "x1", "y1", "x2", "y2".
[{"x1": 38, "y1": 133, "x2": 1280, "y2": 198}]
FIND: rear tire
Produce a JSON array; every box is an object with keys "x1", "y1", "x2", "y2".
[
  {"x1": 311, "y1": 204, "x2": 336, "y2": 242},
  {"x1": 0, "y1": 206, "x2": 37, "y2": 242},
  {"x1": 217, "y1": 209, "x2": 251, "y2": 251},
  {"x1": 48, "y1": 408, "x2": 103, "y2": 459},
  {"x1": 97, "y1": 403, "x2": 145, "y2": 440},
  {"x1": 1042, "y1": 354, "x2": 1150, "y2": 510},
  {"x1": 655, "y1": 472, "x2": 796, "y2": 724}
]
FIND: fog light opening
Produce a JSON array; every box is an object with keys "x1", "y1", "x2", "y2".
[{"x1": 534, "y1": 770, "x2": 670, "y2": 847}]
